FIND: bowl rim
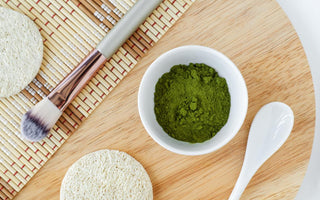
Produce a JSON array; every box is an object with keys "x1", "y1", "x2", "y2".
[{"x1": 138, "y1": 45, "x2": 248, "y2": 155}]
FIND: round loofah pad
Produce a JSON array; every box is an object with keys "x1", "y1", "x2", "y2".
[
  {"x1": 60, "y1": 150, "x2": 153, "y2": 200},
  {"x1": 0, "y1": 7, "x2": 43, "y2": 97}
]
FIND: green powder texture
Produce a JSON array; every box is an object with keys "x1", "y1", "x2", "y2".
[{"x1": 154, "y1": 63, "x2": 231, "y2": 143}]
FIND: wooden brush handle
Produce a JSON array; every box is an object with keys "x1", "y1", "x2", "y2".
[
  {"x1": 48, "y1": 0, "x2": 162, "y2": 111},
  {"x1": 96, "y1": 0, "x2": 162, "y2": 58}
]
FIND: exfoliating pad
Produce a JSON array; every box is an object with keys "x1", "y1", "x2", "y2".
[
  {"x1": 60, "y1": 150, "x2": 152, "y2": 200},
  {"x1": 0, "y1": 7, "x2": 43, "y2": 98},
  {"x1": 0, "y1": 1, "x2": 192, "y2": 199}
]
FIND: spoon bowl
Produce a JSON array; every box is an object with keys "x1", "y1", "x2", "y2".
[{"x1": 229, "y1": 102, "x2": 294, "y2": 200}]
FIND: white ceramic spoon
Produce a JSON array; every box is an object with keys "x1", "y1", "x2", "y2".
[{"x1": 229, "y1": 102, "x2": 294, "y2": 200}]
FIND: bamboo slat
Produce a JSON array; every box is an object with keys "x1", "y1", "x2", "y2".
[{"x1": 0, "y1": 0, "x2": 194, "y2": 199}]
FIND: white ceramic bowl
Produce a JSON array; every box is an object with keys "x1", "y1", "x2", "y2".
[{"x1": 138, "y1": 45, "x2": 248, "y2": 155}]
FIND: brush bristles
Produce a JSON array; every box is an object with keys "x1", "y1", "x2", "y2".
[{"x1": 21, "y1": 97, "x2": 62, "y2": 142}]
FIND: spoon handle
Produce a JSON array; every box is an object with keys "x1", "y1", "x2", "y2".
[
  {"x1": 229, "y1": 102, "x2": 294, "y2": 200},
  {"x1": 228, "y1": 161, "x2": 259, "y2": 200}
]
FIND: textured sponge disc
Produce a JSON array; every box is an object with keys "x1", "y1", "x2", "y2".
[
  {"x1": 0, "y1": 7, "x2": 43, "y2": 97},
  {"x1": 60, "y1": 150, "x2": 153, "y2": 200}
]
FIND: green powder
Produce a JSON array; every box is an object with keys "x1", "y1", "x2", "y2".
[{"x1": 154, "y1": 63, "x2": 231, "y2": 143}]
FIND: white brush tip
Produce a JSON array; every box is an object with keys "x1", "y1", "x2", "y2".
[{"x1": 21, "y1": 97, "x2": 62, "y2": 142}]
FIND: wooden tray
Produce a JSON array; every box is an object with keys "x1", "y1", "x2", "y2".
[{"x1": 13, "y1": 0, "x2": 316, "y2": 199}]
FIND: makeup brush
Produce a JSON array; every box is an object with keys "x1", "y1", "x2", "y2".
[{"x1": 21, "y1": 0, "x2": 162, "y2": 142}]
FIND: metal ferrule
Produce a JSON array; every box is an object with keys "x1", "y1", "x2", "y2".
[{"x1": 48, "y1": 49, "x2": 107, "y2": 111}]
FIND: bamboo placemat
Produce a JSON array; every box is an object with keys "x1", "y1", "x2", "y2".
[{"x1": 0, "y1": 0, "x2": 194, "y2": 199}]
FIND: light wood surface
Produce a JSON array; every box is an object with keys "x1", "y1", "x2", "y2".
[{"x1": 15, "y1": 0, "x2": 315, "y2": 199}]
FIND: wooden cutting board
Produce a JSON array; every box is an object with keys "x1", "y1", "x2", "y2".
[{"x1": 15, "y1": 0, "x2": 314, "y2": 199}]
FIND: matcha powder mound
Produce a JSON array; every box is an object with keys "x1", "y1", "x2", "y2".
[{"x1": 154, "y1": 63, "x2": 231, "y2": 143}]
